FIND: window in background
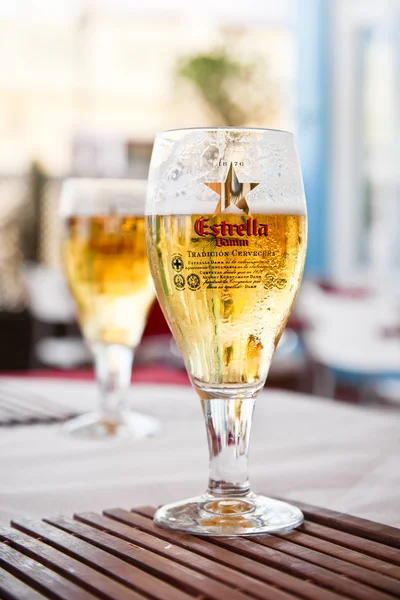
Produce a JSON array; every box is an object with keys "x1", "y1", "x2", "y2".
[
  {"x1": 360, "y1": 28, "x2": 400, "y2": 288},
  {"x1": 330, "y1": 0, "x2": 400, "y2": 292}
]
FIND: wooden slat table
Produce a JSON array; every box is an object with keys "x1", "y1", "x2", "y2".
[{"x1": 0, "y1": 501, "x2": 399, "y2": 600}]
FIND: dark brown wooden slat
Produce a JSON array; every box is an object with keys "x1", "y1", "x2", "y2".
[
  {"x1": 12, "y1": 518, "x2": 192, "y2": 600},
  {"x1": 280, "y1": 499, "x2": 400, "y2": 549},
  {"x1": 134, "y1": 506, "x2": 400, "y2": 599},
  {"x1": 0, "y1": 567, "x2": 47, "y2": 600},
  {"x1": 111, "y1": 507, "x2": 351, "y2": 600},
  {"x1": 254, "y1": 534, "x2": 400, "y2": 596},
  {"x1": 47, "y1": 515, "x2": 253, "y2": 600},
  {"x1": 0, "y1": 527, "x2": 145, "y2": 600},
  {"x1": 283, "y1": 528, "x2": 400, "y2": 579},
  {"x1": 300, "y1": 521, "x2": 400, "y2": 567},
  {"x1": 211, "y1": 537, "x2": 398, "y2": 600},
  {"x1": 4, "y1": 502, "x2": 400, "y2": 600},
  {"x1": 0, "y1": 542, "x2": 96, "y2": 600},
  {"x1": 131, "y1": 506, "x2": 158, "y2": 518},
  {"x1": 208, "y1": 534, "x2": 399, "y2": 600},
  {"x1": 76, "y1": 511, "x2": 296, "y2": 600},
  {"x1": 132, "y1": 506, "x2": 399, "y2": 598}
]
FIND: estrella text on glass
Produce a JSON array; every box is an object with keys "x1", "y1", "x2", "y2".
[{"x1": 194, "y1": 217, "x2": 269, "y2": 238}]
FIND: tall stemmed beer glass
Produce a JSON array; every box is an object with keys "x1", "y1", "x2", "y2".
[
  {"x1": 60, "y1": 179, "x2": 159, "y2": 439},
  {"x1": 146, "y1": 128, "x2": 307, "y2": 535}
]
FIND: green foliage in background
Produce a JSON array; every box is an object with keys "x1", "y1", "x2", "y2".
[{"x1": 176, "y1": 44, "x2": 276, "y2": 127}]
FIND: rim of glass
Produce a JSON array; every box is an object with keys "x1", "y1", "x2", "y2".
[{"x1": 157, "y1": 126, "x2": 293, "y2": 140}]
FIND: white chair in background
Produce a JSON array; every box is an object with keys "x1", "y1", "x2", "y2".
[{"x1": 296, "y1": 282, "x2": 400, "y2": 399}]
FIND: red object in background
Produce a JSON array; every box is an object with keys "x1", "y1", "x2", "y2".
[
  {"x1": 319, "y1": 281, "x2": 370, "y2": 299},
  {"x1": 143, "y1": 300, "x2": 170, "y2": 337},
  {"x1": 0, "y1": 301, "x2": 184, "y2": 382},
  {"x1": 382, "y1": 326, "x2": 400, "y2": 338},
  {"x1": 3, "y1": 365, "x2": 190, "y2": 386},
  {"x1": 142, "y1": 280, "x2": 371, "y2": 337},
  {"x1": 286, "y1": 316, "x2": 306, "y2": 332},
  {"x1": 145, "y1": 298, "x2": 307, "y2": 334}
]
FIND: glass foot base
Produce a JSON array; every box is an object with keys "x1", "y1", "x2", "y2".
[
  {"x1": 154, "y1": 494, "x2": 304, "y2": 536},
  {"x1": 62, "y1": 411, "x2": 161, "y2": 440}
]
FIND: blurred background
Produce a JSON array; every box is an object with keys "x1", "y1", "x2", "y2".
[{"x1": 0, "y1": 0, "x2": 399, "y2": 406}]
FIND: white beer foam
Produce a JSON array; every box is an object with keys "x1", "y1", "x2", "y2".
[
  {"x1": 148, "y1": 181, "x2": 306, "y2": 216},
  {"x1": 151, "y1": 206, "x2": 306, "y2": 216},
  {"x1": 60, "y1": 178, "x2": 147, "y2": 217},
  {"x1": 149, "y1": 192, "x2": 306, "y2": 217},
  {"x1": 147, "y1": 129, "x2": 307, "y2": 217}
]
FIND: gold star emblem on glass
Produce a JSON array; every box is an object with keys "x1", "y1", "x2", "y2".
[
  {"x1": 60, "y1": 179, "x2": 159, "y2": 439},
  {"x1": 146, "y1": 128, "x2": 307, "y2": 535}
]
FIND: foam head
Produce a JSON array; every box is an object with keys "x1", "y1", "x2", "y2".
[
  {"x1": 60, "y1": 178, "x2": 147, "y2": 217},
  {"x1": 147, "y1": 128, "x2": 307, "y2": 217}
]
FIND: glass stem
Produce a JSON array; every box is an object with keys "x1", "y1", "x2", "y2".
[
  {"x1": 201, "y1": 395, "x2": 256, "y2": 497},
  {"x1": 93, "y1": 343, "x2": 133, "y2": 421}
]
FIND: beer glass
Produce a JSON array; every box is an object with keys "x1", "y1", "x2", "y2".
[
  {"x1": 60, "y1": 179, "x2": 160, "y2": 439},
  {"x1": 146, "y1": 128, "x2": 307, "y2": 535}
]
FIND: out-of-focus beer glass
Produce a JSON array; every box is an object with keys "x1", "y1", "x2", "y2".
[
  {"x1": 60, "y1": 179, "x2": 159, "y2": 439},
  {"x1": 146, "y1": 128, "x2": 307, "y2": 535}
]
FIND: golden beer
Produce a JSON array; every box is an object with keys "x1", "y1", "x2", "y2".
[
  {"x1": 64, "y1": 215, "x2": 154, "y2": 347},
  {"x1": 147, "y1": 212, "x2": 306, "y2": 385}
]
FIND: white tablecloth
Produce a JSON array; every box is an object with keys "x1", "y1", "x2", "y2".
[{"x1": 0, "y1": 377, "x2": 399, "y2": 527}]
